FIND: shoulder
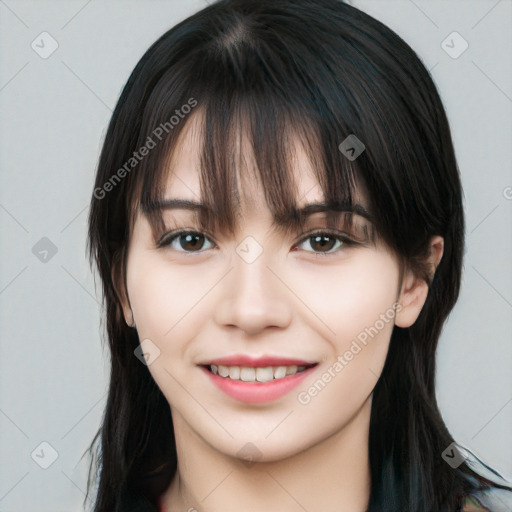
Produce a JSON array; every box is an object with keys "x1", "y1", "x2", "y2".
[
  {"x1": 461, "y1": 487, "x2": 512, "y2": 512},
  {"x1": 461, "y1": 493, "x2": 489, "y2": 512},
  {"x1": 458, "y1": 448, "x2": 512, "y2": 512}
]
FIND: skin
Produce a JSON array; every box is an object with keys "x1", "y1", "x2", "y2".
[{"x1": 118, "y1": 115, "x2": 444, "y2": 512}]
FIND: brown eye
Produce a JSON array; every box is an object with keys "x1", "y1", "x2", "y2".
[
  {"x1": 308, "y1": 234, "x2": 339, "y2": 252},
  {"x1": 295, "y1": 231, "x2": 356, "y2": 255},
  {"x1": 158, "y1": 231, "x2": 215, "y2": 253},
  {"x1": 178, "y1": 233, "x2": 206, "y2": 251}
]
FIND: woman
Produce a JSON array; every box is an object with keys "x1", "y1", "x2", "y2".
[{"x1": 85, "y1": 0, "x2": 512, "y2": 510}]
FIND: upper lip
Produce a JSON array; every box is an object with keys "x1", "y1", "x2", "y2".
[{"x1": 198, "y1": 354, "x2": 317, "y2": 367}]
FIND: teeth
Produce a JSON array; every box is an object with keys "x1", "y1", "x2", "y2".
[
  {"x1": 210, "y1": 364, "x2": 309, "y2": 382},
  {"x1": 240, "y1": 367, "x2": 255, "y2": 382},
  {"x1": 286, "y1": 365, "x2": 298, "y2": 376},
  {"x1": 228, "y1": 366, "x2": 240, "y2": 379},
  {"x1": 218, "y1": 365, "x2": 229, "y2": 377},
  {"x1": 274, "y1": 366, "x2": 287, "y2": 379},
  {"x1": 256, "y1": 366, "x2": 273, "y2": 382}
]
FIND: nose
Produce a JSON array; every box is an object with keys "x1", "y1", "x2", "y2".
[{"x1": 214, "y1": 251, "x2": 293, "y2": 336}]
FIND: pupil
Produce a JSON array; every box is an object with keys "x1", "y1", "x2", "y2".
[
  {"x1": 177, "y1": 234, "x2": 336, "y2": 252},
  {"x1": 180, "y1": 233, "x2": 203, "y2": 251},
  {"x1": 312, "y1": 235, "x2": 335, "y2": 252}
]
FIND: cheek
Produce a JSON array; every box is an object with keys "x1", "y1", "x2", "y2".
[
  {"x1": 126, "y1": 253, "x2": 211, "y2": 343},
  {"x1": 125, "y1": 255, "x2": 212, "y2": 402},
  {"x1": 285, "y1": 254, "x2": 399, "y2": 430},
  {"x1": 290, "y1": 249, "x2": 399, "y2": 350}
]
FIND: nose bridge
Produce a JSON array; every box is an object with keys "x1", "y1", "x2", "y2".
[{"x1": 214, "y1": 233, "x2": 293, "y2": 335}]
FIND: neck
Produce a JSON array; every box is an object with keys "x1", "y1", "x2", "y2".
[{"x1": 161, "y1": 399, "x2": 372, "y2": 512}]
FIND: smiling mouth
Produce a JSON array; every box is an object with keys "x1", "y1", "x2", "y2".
[{"x1": 202, "y1": 363, "x2": 317, "y2": 383}]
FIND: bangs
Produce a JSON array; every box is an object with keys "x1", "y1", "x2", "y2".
[
  {"x1": 89, "y1": 0, "x2": 457, "y2": 296},
  {"x1": 126, "y1": 32, "x2": 378, "y2": 246}
]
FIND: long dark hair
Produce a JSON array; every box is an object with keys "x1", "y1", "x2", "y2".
[{"x1": 85, "y1": 0, "x2": 511, "y2": 510}]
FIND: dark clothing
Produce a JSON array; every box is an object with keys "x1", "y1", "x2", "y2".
[{"x1": 120, "y1": 489, "x2": 159, "y2": 512}]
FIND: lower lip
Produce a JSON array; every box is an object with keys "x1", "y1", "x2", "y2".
[{"x1": 201, "y1": 365, "x2": 316, "y2": 403}]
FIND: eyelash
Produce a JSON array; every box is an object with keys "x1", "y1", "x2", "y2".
[{"x1": 156, "y1": 229, "x2": 360, "y2": 257}]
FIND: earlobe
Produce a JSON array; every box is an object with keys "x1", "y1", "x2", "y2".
[
  {"x1": 123, "y1": 305, "x2": 135, "y2": 328},
  {"x1": 394, "y1": 272, "x2": 429, "y2": 328},
  {"x1": 394, "y1": 236, "x2": 444, "y2": 328}
]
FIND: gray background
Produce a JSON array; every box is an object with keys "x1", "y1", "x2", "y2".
[{"x1": 0, "y1": 0, "x2": 510, "y2": 510}]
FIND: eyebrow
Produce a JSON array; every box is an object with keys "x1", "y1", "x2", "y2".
[{"x1": 143, "y1": 198, "x2": 373, "y2": 222}]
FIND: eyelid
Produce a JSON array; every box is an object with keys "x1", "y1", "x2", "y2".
[
  {"x1": 156, "y1": 227, "x2": 362, "y2": 255},
  {"x1": 156, "y1": 228, "x2": 217, "y2": 251},
  {"x1": 293, "y1": 228, "x2": 360, "y2": 255}
]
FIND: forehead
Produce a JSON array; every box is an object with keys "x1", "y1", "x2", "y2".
[{"x1": 162, "y1": 111, "x2": 366, "y2": 214}]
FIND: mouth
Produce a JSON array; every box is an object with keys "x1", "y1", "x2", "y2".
[
  {"x1": 202, "y1": 363, "x2": 317, "y2": 382},
  {"x1": 198, "y1": 356, "x2": 318, "y2": 403}
]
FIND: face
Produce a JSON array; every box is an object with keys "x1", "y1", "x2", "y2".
[{"x1": 120, "y1": 116, "x2": 428, "y2": 463}]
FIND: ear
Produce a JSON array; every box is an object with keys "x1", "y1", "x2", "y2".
[
  {"x1": 111, "y1": 249, "x2": 135, "y2": 328},
  {"x1": 395, "y1": 235, "x2": 444, "y2": 328}
]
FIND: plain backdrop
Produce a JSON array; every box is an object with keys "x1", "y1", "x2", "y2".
[{"x1": 0, "y1": 1, "x2": 511, "y2": 510}]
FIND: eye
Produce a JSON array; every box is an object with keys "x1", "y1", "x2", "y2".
[
  {"x1": 293, "y1": 230, "x2": 357, "y2": 255},
  {"x1": 157, "y1": 229, "x2": 359, "y2": 256},
  {"x1": 157, "y1": 230, "x2": 216, "y2": 253}
]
